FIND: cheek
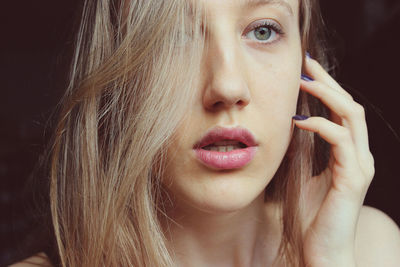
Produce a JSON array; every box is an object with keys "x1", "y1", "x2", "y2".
[
  {"x1": 252, "y1": 69, "x2": 300, "y2": 118},
  {"x1": 249, "y1": 63, "x2": 300, "y2": 154},
  {"x1": 245, "y1": 48, "x2": 302, "y2": 110}
]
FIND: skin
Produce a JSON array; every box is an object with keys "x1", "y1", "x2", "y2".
[
  {"x1": 161, "y1": 0, "x2": 301, "y2": 265},
  {"x1": 159, "y1": 0, "x2": 400, "y2": 266},
  {"x1": 10, "y1": 0, "x2": 400, "y2": 266}
]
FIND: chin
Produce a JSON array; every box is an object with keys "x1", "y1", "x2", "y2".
[{"x1": 170, "y1": 177, "x2": 268, "y2": 215}]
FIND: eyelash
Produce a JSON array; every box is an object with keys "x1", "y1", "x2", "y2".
[{"x1": 245, "y1": 20, "x2": 284, "y2": 45}]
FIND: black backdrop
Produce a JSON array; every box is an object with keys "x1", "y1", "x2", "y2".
[{"x1": 1, "y1": 0, "x2": 400, "y2": 265}]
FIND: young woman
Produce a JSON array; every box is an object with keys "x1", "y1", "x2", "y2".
[{"x1": 11, "y1": 0, "x2": 400, "y2": 266}]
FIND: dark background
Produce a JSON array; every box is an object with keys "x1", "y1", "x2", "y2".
[{"x1": 1, "y1": 0, "x2": 400, "y2": 265}]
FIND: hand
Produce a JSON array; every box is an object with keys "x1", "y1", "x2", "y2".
[{"x1": 294, "y1": 56, "x2": 375, "y2": 267}]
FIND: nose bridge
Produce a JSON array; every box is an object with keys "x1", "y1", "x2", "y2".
[
  {"x1": 211, "y1": 37, "x2": 238, "y2": 79},
  {"x1": 203, "y1": 23, "x2": 251, "y2": 110}
]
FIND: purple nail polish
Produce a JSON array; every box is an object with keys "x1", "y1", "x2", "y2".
[
  {"x1": 306, "y1": 51, "x2": 311, "y2": 58},
  {"x1": 292, "y1": 115, "x2": 309, "y2": 121},
  {"x1": 301, "y1": 74, "x2": 314, "y2": 82}
]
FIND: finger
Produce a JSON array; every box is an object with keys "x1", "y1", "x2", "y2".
[
  {"x1": 293, "y1": 116, "x2": 359, "y2": 170},
  {"x1": 300, "y1": 79, "x2": 370, "y2": 154},
  {"x1": 294, "y1": 116, "x2": 374, "y2": 196},
  {"x1": 303, "y1": 56, "x2": 353, "y2": 100}
]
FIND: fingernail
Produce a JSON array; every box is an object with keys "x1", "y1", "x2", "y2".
[
  {"x1": 292, "y1": 115, "x2": 309, "y2": 121},
  {"x1": 306, "y1": 51, "x2": 311, "y2": 58},
  {"x1": 301, "y1": 74, "x2": 314, "y2": 82}
]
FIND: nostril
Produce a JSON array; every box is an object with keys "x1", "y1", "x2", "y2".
[
  {"x1": 211, "y1": 100, "x2": 245, "y2": 109},
  {"x1": 236, "y1": 100, "x2": 245, "y2": 106},
  {"x1": 212, "y1": 101, "x2": 224, "y2": 109}
]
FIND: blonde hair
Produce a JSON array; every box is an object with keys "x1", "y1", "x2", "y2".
[{"x1": 49, "y1": 0, "x2": 332, "y2": 266}]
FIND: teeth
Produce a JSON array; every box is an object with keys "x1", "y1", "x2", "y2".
[
  {"x1": 212, "y1": 140, "x2": 241, "y2": 146},
  {"x1": 201, "y1": 140, "x2": 247, "y2": 151},
  {"x1": 203, "y1": 145, "x2": 242, "y2": 152}
]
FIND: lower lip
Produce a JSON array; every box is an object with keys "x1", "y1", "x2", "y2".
[{"x1": 194, "y1": 147, "x2": 257, "y2": 170}]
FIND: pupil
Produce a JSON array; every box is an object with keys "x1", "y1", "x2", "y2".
[{"x1": 255, "y1": 26, "x2": 271, "y2": 41}]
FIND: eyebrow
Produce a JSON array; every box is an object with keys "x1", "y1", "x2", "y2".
[{"x1": 241, "y1": 0, "x2": 294, "y2": 16}]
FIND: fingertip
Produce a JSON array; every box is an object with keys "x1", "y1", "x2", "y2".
[
  {"x1": 301, "y1": 74, "x2": 314, "y2": 82},
  {"x1": 292, "y1": 115, "x2": 309, "y2": 121}
]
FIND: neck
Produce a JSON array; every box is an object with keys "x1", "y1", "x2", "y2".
[{"x1": 160, "y1": 193, "x2": 282, "y2": 267}]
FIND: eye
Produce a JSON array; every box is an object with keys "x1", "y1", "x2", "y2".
[{"x1": 244, "y1": 19, "x2": 284, "y2": 45}]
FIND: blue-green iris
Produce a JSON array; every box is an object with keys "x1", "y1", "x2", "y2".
[{"x1": 254, "y1": 26, "x2": 272, "y2": 41}]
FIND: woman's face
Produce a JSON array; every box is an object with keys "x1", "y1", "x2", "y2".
[{"x1": 163, "y1": 0, "x2": 302, "y2": 214}]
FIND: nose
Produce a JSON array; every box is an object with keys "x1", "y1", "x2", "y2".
[{"x1": 202, "y1": 35, "x2": 251, "y2": 111}]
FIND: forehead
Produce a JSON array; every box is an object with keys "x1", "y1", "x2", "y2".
[
  {"x1": 240, "y1": 0, "x2": 294, "y2": 15},
  {"x1": 199, "y1": 0, "x2": 298, "y2": 17}
]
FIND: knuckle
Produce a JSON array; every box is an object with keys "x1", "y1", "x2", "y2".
[
  {"x1": 363, "y1": 153, "x2": 375, "y2": 179},
  {"x1": 368, "y1": 152, "x2": 375, "y2": 165},
  {"x1": 352, "y1": 103, "x2": 365, "y2": 118},
  {"x1": 346, "y1": 92, "x2": 354, "y2": 101},
  {"x1": 342, "y1": 89, "x2": 354, "y2": 100},
  {"x1": 366, "y1": 166, "x2": 375, "y2": 180}
]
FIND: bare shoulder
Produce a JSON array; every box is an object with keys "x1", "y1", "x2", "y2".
[
  {"x1": 355, "y1": 205, "x2": 400, "y2": 267},
  {"x1": 8, "y1": 252, "x2": 53, "y2": 267}
]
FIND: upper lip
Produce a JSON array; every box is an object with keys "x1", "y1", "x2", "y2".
[{"x1": 193, "y1": 126, "x2": 258, "y2": 149}]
